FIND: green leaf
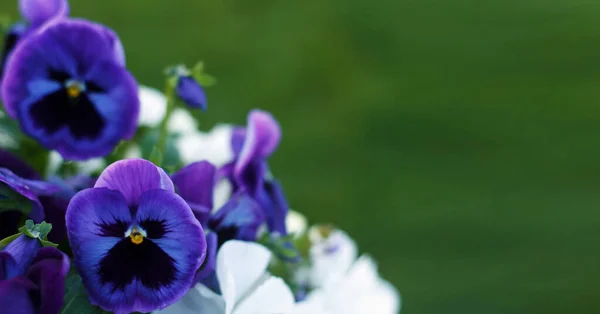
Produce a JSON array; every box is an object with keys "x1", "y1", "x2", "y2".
[
  {"x1": 37, "y1": 221, "x2": 53, "y2": 239},
  {"x1": 17, "y1": 220, "x2": 59, "y2": 247},
  {"x1": 192, "y1": 61, "x2": 217, "y2": 87},
  {"x1": 0, "y1": 233, "x2": 20, "y2": 250},
  {"x1": 61, "y1": 272, "x2": 108, "y2": 314},
  {"x1": 148, "y1": 146, "x2": 164, "y2": 167}
]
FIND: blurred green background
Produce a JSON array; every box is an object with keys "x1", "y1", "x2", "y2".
[{"x1": 3, "y1": 0, "x2": 600, "y2": 313}]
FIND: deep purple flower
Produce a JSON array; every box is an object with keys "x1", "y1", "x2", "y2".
[
  {"x1": 222, "y1": 110, "x2": 290, "y2": 235},
  {"x1": 0, "y1": 234, "x2": 42, "y2": 279},
  {"x1": 194, "y1": 232, "x2": 217, "y2": 284},
  {"x1": 0, "y1": 247, "x2": 69, "y2": 314},
  {"x1": 171, "y1": 161, "x2": 216, "y2": 226},
  {"x1": 66, "y1": 159, "x2": 206, "y2": 313},
  {"x1": 208, "y1": 191, "x2": 265, "y2": 246},
  {"x1": 176, "y1": 75, "x2": 207, "y2": 110},
  {"x1": 19, "y1": 0, "x2": 69, "y2": 28},
  {"x1": 1, "y1": 19, "x2": 138, "y2": 160},
  {"x1": 0, "y1": 23, "x2": 27, "y2": 79},
  {"x1": 0, "y1": 0, "x2": 69, "y2": 79}
]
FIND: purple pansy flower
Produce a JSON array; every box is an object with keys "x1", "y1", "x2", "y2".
[
  {"x1": 1, "y1": 19, "x2": 138, "y2": 160},
  {"x1": 19, "y1": 0, "x2": 69, "y2": 28},
  {"x1": 66, "y1": 159, "x2": 206, "y2": 313},
  {"x1": 1, "y1": 234, "x2": 42, "y2": 279},
  {"x1": 208, "y1": 191, "x2": 265, "y2": 247},
  {"x1": 0, "y1": 247, "x2": 70, "y2": 314},
  {"x1": 171, "y1": 161, "x2": 216, "y2": 226},
  {"x1": 223, "y1": 110, "x2": 290, "y2": 235},
  {"x1": 176, "y1": 75, "x2": 207, "y2": 110},
  {"x1": 0, "y1": 0, "x2": 69, "y2": 78}
]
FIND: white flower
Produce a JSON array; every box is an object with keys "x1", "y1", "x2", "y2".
[
  {"x1": 138, "y1": 85, "x2": 198, "y2": 133},
  {"x1": 168, "y1": 108, "x2": 198, "y2": 134},
  {"x1": 286, "y1": 210, "x2": 308, "y2": 237},
  {"x1": 46, "y1": 151, "x2": 106, "y2": 177},
  {"x1": 292, "y1": 227, "x2": 401, "y2": 314},
  {"x1": 175, "y1": 124, "x2": 234, "y2": 167},
  {"x1": 157, "y1": 240, "x2": 295, "y2": 314},
  {"x1": 138, "y1": 85, "x2": 167, "y2": 127}
]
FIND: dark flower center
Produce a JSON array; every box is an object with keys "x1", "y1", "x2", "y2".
[
  {"x1": 28, "y1": 70, "x2": 106, "y2": 140},
  {"x1": 95, "y1": 219, "x2": 177, "y2": 291},
  {"x1": 98, "y1": 237, "x2": 177, "y2": 291}
]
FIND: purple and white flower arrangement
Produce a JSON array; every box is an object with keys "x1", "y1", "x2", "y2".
[{"x1": 0, "y1": 0, "x2": 400, "y2": 313}]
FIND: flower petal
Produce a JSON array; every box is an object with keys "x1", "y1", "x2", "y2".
[
  {"x1": 208, "y1": 192, "x2": 265, "y2": 245},
  {"x1": 311, "y1": 255, "x2": 401, "y2": 314},
  {"x1": 0, "y1": 148, "x2": 39, "y2": 180},
  {"x1": 0, "y1": 277, "x2": 37, "y2": 314},
  {"x1": 194, "y1": 232, "x2": 218, "y2": 283},
  {"x1": 0, "y1": 168, "x2": 45, "y2": 222},
  {"x1": 95, "y1": 159, "x2": 174, "y2": 207},
  {"x1": 2, "y1": 234, "x2": 41, "y2": 278},
  {"x1": 66, "y1": 187, "x2": 132, "y2": 253},
  {"x1": 0, "y1": 23, "x2": 28, "y2": 81},
  {"x1": 107, "y1": 188, "x2": 206, "y2": 312},
  {"x1": 138, "y1": 85, "x2": 167, "y2": 127},
  {"x1": 19, "y1": 0, "x2": 69, "y2": 27},
  {"x1": 233, "y1": 276, "x2": 294, "y2": 314},
  {"x1": 0, "y1": 252, "x2": 17, "y2": 280},
  {"x1": 168, "y1": 108, "x2": 197, "y2": 134},
  {"x1": 176, "y1": 76, "x2": 207, "y2": 110},
  {"x1": 286, "y1": 210, "x2": 307, "y2": 237},
  {"x1": 234, "y1": 110, "x2": 281, "y2": 193},
  {"x1": 257, "y1": 178, "x2": 289, "y2": 235},
  {"x1": 25, "y1": 247, "x2": 70, "y2": 314},
  {"x1": 216, "y1": 240, "x2": 271, "y2": 311},
  {"x1": 175, "y1": 124, "x2": 234, "y2": 166},
  {"x1": 308, "y1": 228, "x2": 358, "y2": 288},
  {"x1": 155, "y1": 283, "x2": 226, "y2": 314},
  {"x1": 172, "y1": 161, "x2": 216, "y2": 225}
]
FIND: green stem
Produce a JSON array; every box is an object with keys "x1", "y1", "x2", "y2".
[{"x1": 156, "y1": 79, "x2": 176, "y2": 155}]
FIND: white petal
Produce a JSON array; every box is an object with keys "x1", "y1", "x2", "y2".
[
  {"x1": 316, "y1": 256, "x2": 401, "y2": 314},
  {"x1": 123, "y1": 144, "x2": 142, "y2": 159},
  {"x1": 46, "y1": 151, "x2": 105, "y2": 176},
  {"x1": 138, "y1": 85, "x2": 167, "y2": 127},
  {"x1": 46, "y1": 151, "x2": 63, "y2": 177},
  {"x1": 154, "y1": 284, "x2": 226, "y2": 314},
  {"x1": 76, "y1": 157, "x2": 105, "y2": 175},
  {"x1": 175, "y1": 124, "x2": 234, "y2": 166},
  {"x1": 233, "y1": 277, "x2": 295, "y2": 314},
  {"x1": 308, "y1": 228, "x2": 357, "y2": 287},
  {"x1": 168, "y1": 108, "x2": 198, "y2": 134},
  {"x1": 216, "y1": 241, "x2": 272, "y2": 312},
  {"x1": 213, "y1": 178, "x2": 232, "y2": 211},
  {"x1": 286, "y1": 210, "x2": 307, "y2": 237}
]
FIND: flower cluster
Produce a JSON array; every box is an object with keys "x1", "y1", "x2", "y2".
[{"x1": 0, "y1": 0, "x2": 400, "y2": 313}]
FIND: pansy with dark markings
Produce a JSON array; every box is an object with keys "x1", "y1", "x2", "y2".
[
  {"x1": 0, "y1": 0, "x2": 69, "y2": 78},
  {"x1": 222, "y1": 110, "x2": 290, "y2": 236},
  {"x1": 1, "y1": 19, "x2": 138, "y2": 160},
  {"x1": 66, "y1": 159, "x2": 206, "y2": 313}
]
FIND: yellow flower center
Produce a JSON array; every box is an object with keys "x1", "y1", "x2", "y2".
[
  {"x1": 65, "y1": 80, "x2": 85, "y2": 98},
  {"x1": 66, "y1": 85, "x2": 81, "y2": 98},
  {"x1": 129, "y1": 227, "x2": 145, "y2": 245}
]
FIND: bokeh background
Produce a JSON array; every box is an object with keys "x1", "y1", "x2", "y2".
[{"x1": 2, "y1": 0, "x2": 600, "y2": 313}]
